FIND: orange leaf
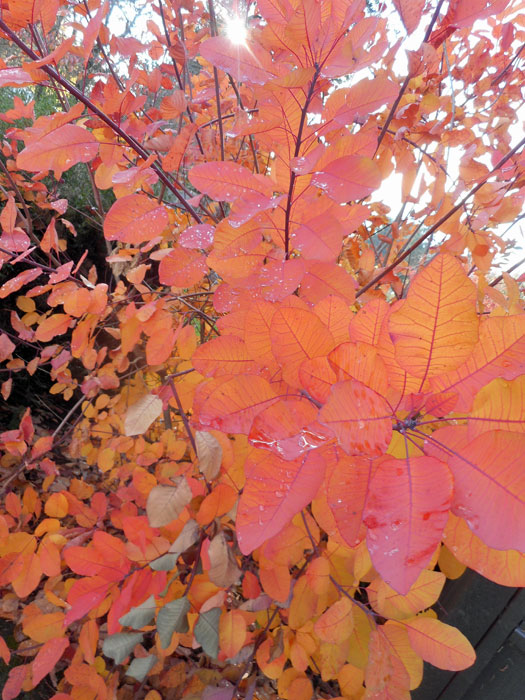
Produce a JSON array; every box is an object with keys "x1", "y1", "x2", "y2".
[
  {"x1": 17, "y1": 124, "x2": 98, "y2": 178},
  {"x1": 443, "y1": 513, "x2": 525, "y2": 587},
  {"x1": 44, "y1": 492, "x2": 68, "y2": 518},
  {"x1": 192, "y1": 336, "x2": 260, "y2": 377},
  {"x1": 236, "y1": 450, "x2": 325, "y2": 555},
  {"x1": 146, "y1": 326, "x2": 176, "y2": 366},
  {"x1": 22, "y1": 612, "x2": 66, "y2": 644},
  {"x1": 104, "y1": 194, "x2": 168, "y2": 243},
  {"x1": 367, "y1": 570, "x2": 446, "y2": 620},
  {"x1": 219, "y1": 609, "x2": 247, "y2": 659},
  {"x1": 404, "y1": 617, "x2": 475, "y2": 671},
  {"x1": 429, "y1": 315, "x2": 525, "y2": 411},
  {"x1": 469, "y1": 376, "x2": 525, "y2": 437},
  {"x1": 160, "y1": 90, "x2": 187, "y2": 118},
  {"x1": 34, "y1": 314, "x2": 72, "y2": 342},
  {"x1": 389, "y1": 254, "x2": 478, "y2": 383},
  {"x1": 11, "y1": 553, "x2": 42, "y2": 598},
  {"x1": 270, "y1": 306, "x2": 335, "y2": 387},
  {"x1": 196, "y1": 484, "x2": 238, "y2": 525},
  {"x1": 0, "y1": 636, "x2": 11, "y2": 665}
]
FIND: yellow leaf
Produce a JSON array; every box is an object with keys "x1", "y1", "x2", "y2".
[
  {"x1": 389, "y1": 254, "x2": 478, "y2": 383},
  {"x1": 438, "y1": 544, "x2": 467, "y2": 580},
  {"x1": 367, "y1": 570, "x2": 446, "y2": 620},
  {"x1": 404, "y1": 617, "x2": 475, "y2": 671},
  {"x1": 314, "y1": 597, "x2": 354, "y2": 643}
]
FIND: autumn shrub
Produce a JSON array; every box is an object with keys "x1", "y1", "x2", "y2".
[{"x1": 0, "y1": 1, "x2": 524, "y2": 699}]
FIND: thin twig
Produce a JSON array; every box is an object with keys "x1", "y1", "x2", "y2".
[
  {"x1": 168, "y1": 377, "x2": 197, "y2": 453},
  {"x1": 357, "y1": 134, "x2": 525, "y2": 297}
]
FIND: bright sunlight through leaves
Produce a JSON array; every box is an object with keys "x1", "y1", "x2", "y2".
[{"x1": 224, "y1": 14, "x2": 248, "y2": 44}]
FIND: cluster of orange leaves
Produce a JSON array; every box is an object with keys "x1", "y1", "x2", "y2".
[{"x1": 0, "y1": 0, "x2": 524, "y2": 699}]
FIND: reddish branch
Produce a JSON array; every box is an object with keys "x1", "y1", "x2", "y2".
[{"x1": 0, "y1": 18, "x2": 203, "y2": 224}]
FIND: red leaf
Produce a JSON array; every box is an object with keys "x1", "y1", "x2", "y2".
[
  {"x1": 364, "y1": 456, "x2": 453, "y2": 594},
  {"x1": 32, "y1": 637, "x2": 69, "y2": 687},
  {"x1": 0, "y1": 268, "x2": 42, "y2": 299},
  {"x1": 2, "y1": 665, "x2": 28, "y2": 700},
  {"x1": 428, "y1": 427, "x2": 525, "y2": 551},
  {"x1": 393, "y1": 0, "x2": 425, "y2": 33},
  {"x1": 0, "y1": 333, "x2": 15, "y2": 362},
  {"x1": 189, "y1": 161, "x2": 273, "y2": 202},
  {"x1": 248, "y1": 397, "x2": 331, "y2": 460},
  {"x1": 200, "y1": 36, "x2": 277, "y2": 85},
  {"x1": 290, "y1": 214, "x2": 345, "y2": 262},
  {"x1": 319, "y1": 379, "x2": 393, "y2": 456},
  {"x1": 299, "y1": 261, "x2": 356, "y2": 305},
  {"x1": 197, "y1": 376, "x2": 279, "y2": 434},
  {"x1": 236, "y1": 450, "x2": 326, "y2": 554},
  {"x1": 65, "y1": 576, "x2": 110, "y2": 625},
  {"x1": 331, "y1": 76, "x2": 400, "y2": 124},
  {"x1": 312, "y1": 156, "x2": 381, "y2": 203},
  {"x1": 325, "y1": 448, "x2": 374, "y2": 547}
]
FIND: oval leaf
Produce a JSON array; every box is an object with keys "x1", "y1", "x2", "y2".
[
  {"x1": 102, "y1": 632, "x2": 143, "y2": 664},
  {"x1": 194, "y1": 607, "x2": 221, "y2": 658},
  {"x1": 124, "y1": 393, "x2": 163, "y2": 437},
  {"x1": 157, "y1": 597, "x2": 190, "y2": 648},
  {"x1": 104, "y1": 194, "x2": 168, "y2": 244},
  {"x1": 404, "y1": 618, "x2": 475, "y2": 671},
  {"x1": 236, "y1": 450, "x2": 326, "y2": 555},
  {"x1": 146, "y1": 479, "x2": 192, "y2": 528}
]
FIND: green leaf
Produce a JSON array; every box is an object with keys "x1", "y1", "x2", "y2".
[
  {"x1": 102, "y1": 633, "x2": 143, "y2": 664},
  {"x1": 119, "y1": 595, "x2": 156, "y2": 629},
  {"x1": 194, "y1": 607, "x2": 221, "y2": 658},
  {"x1": 149, "y1": 553, "x2": 178, "y2": 571},
  {"x1": 157, "y1": 596, "x2": 190, "y2": 649},
  {"x1": 126, "y1": 654, "x2": 157, "y2": 681}
]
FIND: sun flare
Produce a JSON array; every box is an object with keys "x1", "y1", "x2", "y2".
[{"x1": 224, "y1": 14, "x2": 248, "y2": 45}]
